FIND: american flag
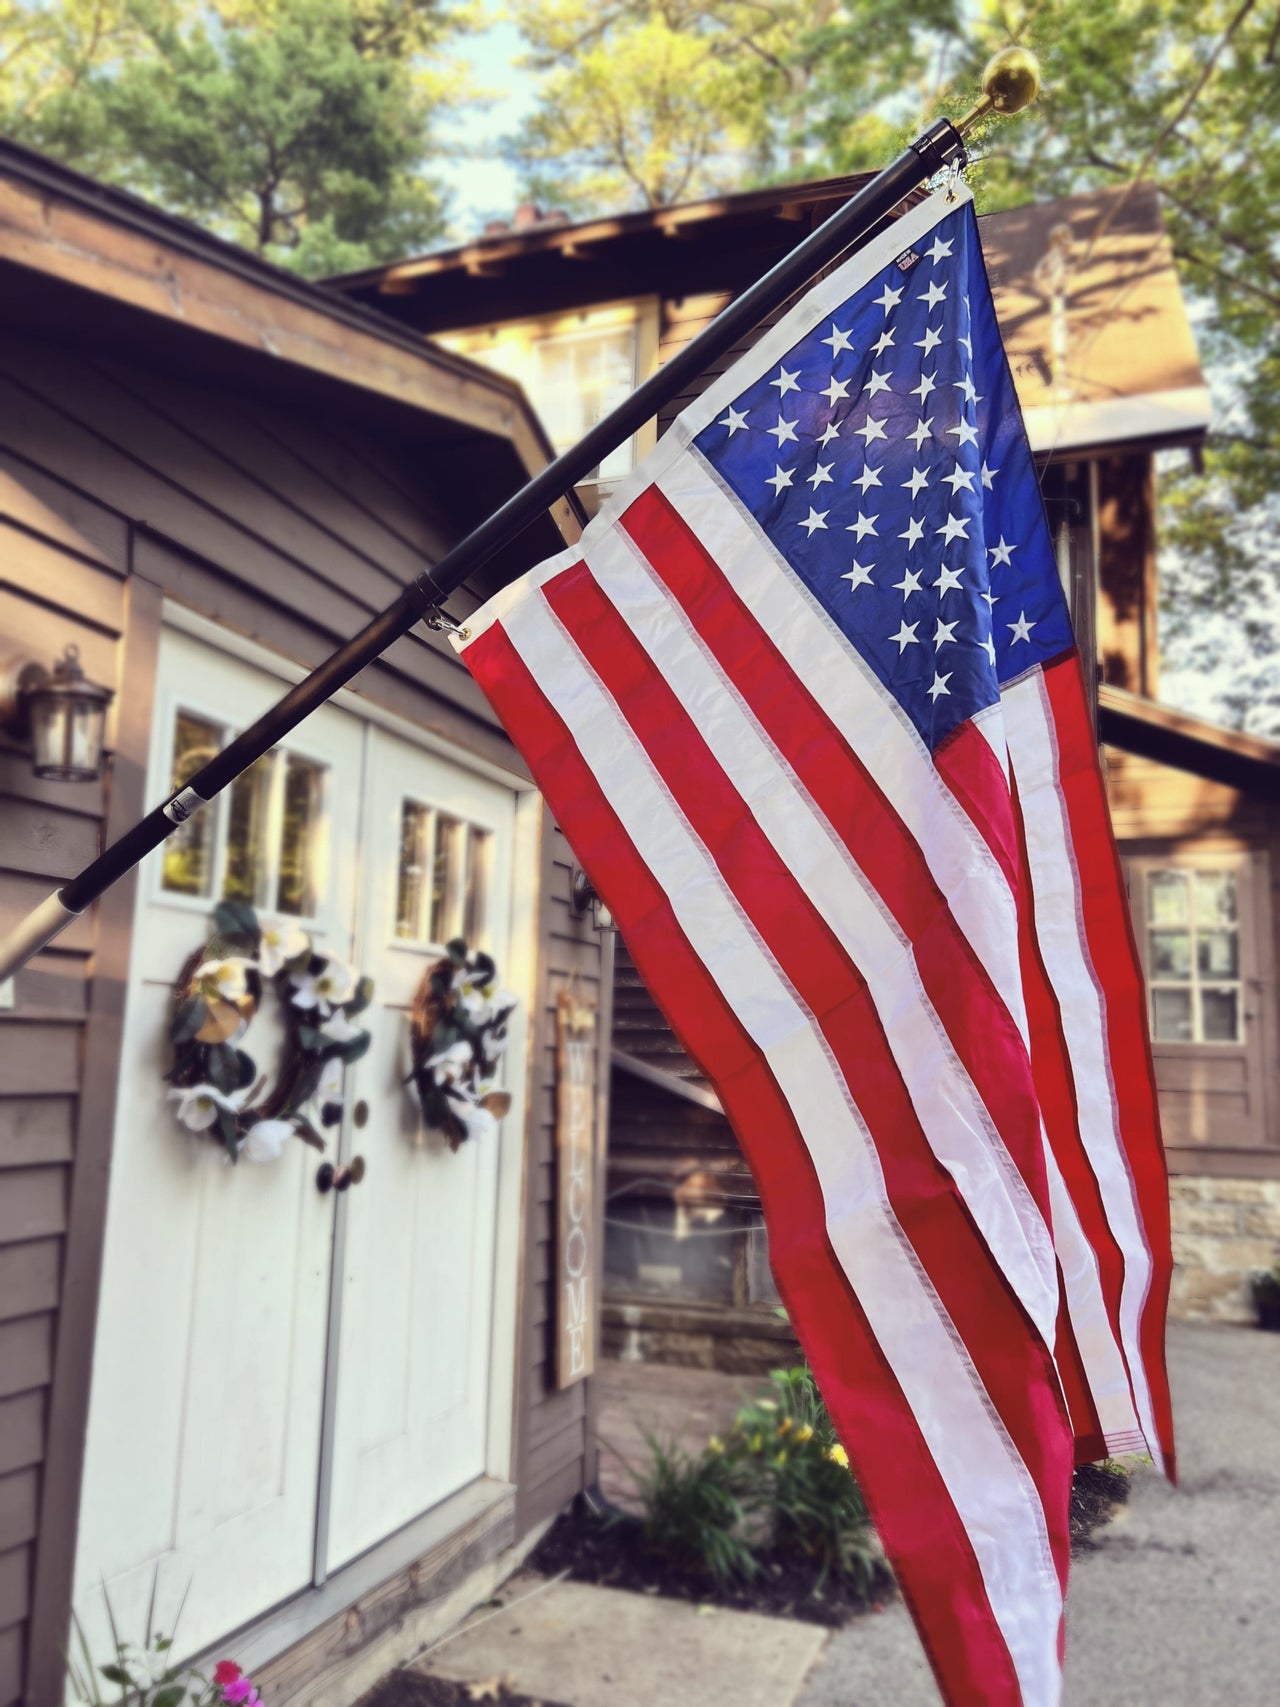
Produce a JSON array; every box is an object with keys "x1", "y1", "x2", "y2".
[{"x1": 454, "y1": 184, "x2": 1175, "y2": 1706}]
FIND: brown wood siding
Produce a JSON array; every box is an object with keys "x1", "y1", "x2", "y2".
[{"x1": 0, "y1": 328, "x2": 586, "y2": 1702}]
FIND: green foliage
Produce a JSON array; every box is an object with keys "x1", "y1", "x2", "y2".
[
  {"x1": 1, "y1": 0, "x2": 466, "y2": 274},
  {"x1": 628, "y1": 1364, "x2": 880, "y2": 1592}
]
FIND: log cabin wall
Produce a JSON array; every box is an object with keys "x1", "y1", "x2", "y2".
[{"x1": 0, "y1": 325, "x2": 602, "y2": 1706}]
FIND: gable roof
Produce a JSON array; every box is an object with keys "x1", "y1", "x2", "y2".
[
  {"x1": 0, "y1": 140, "x2": 583, "y2": 568},
  {"x1": 1099, "y1": 685, "x2": 1280, "y2": 798},
  {"x1": 333, "y1": 173, "x2": 1209, "y2": 459}
]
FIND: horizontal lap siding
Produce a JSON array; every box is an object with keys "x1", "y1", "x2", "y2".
[{"x1": 0, "y1": 328, "x2": 564, "y2": 1704}]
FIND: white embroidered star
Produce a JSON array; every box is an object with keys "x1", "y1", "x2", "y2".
[
  {"x1": 817, "y1": 421, "x2": 841, "y2": 447},
  {"x1": 902, "y1": 466, "x2": 930, "y2": 497},
  {"x1": 1008, "y1": 611, "x2": 1036, "y2": 643},
  {"x1": 799, "y1": 507, "x2": 829, "y2": 536},
  {"x1": 821, "y1": 323, "x2": 854, "y2": 356},
  {"x1": 927, "y1": 671, "x2": 952, "y2": 701},
  {"x1": 925, "y1": 235, "x2": 954, "y2": 265},
  {"x1": 935, "y1": 563, "x2": 965, "y2": 596},
  {"x1": 907, "y1": 417, "x2": 933, "y2": 450},
  {"x1": 843, "y1": 561, "x2": 875, "y2": 591},
  {"x1": 873, "y1": 282, "x2": 904, "y2": 314},
  {"x1": 980, "y1": 460, "x2": 999, "y2": 490},
  {"x1": 767, "y1": 417, "x2": 799, "y2": 446},
  {"x1": 934, "y1": 617, "x2": 959, "y2": 647},
  {"x1": 936, "y1": 513, "x2": 970, "y2": 544},
  {"x1": 765, "y1": 465, "x2": 793, "y2": 496},
  {"x1": 822, "y1": 376, "x2": 851, "y2": 406},
  {"x1": 852, "y1": 466, "x2": 883, "y2": 493},
  {"x1": 947, "y1": 419, "x2": 980, "y2": 448},
  {"x1": 855, "y1": 417, "x2": 888, "y2": 444},
  {"x1": 942, "y1": 466, "x2": 976, "y2": 495},
  {"x1": 981, "y1": 589, "x2": 998, "y2": 609},
  {"x1": 847, "y1": 511, "x2": 879, "y2": 539},
  {"x1": 719, "y1": 404, "x2": 749, "y2": 435},
  {"x1": 899, "y1": 516, "x2": 925, "y2": 547},
  {"x1": 865, "y1": 369, "x2": 893, "y2": 398},
  {"x1": 893, "y1": 566, "x2": 924, "y2": 599},
  {"x1": 890, "y1": 619, "x2": 920, "y2": 652},
  {"x1": 981, "y1": 635, "x2": 997, "y2": 667},
  {"x1": 915, "y1": 325, "x2": 942, "y2": 356},
  {"x1": 954, "y1": 374, "x2": 981, "y2": 406},
  {"x1": 918, "y1": 279, "x2": 947, "y2": 311},
  {"x1": 989, "y1": 536, "x2": 1016, "y2": 567},
  {"x1": 910, "y1": 372, "x2": 936, "y2": 404},
  {"x1": 770, "y1": 365, "x2": 801, "y2": 396},
  {"x1": 958, "y1": 332, "x2": 973, "y2": 358},
  {"x1": 807, "y1": 461, "x2": 834, "y2": 490},
  {"x1": 872, "y1": 328, "x2": 895, "y2": 356}
]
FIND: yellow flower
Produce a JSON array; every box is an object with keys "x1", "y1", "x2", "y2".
[
  {"x1": 777, "y1": 1417, "x2": 793, "y2": 1436},
  {"x1": 774, "y1": 1450, "x2": 788, "y2": 1467},
  {"x1": 749, "y1": 1432, "x2": 764, "y2": 1452},
  {"x1": 828, "y1": 1443, "x2": 849, "y2": 1469},
  {"x1": 795, "y1": 1425, "x2": 814, "y2": 1444},
  {"x1": 708, "y1": 1435, "x2": 724, "y2": 1454}
]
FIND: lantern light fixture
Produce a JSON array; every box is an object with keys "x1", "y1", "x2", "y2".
[
  {"x1": 571, "y1": 865, "x2": 615, "y2": 933},
  {"x1": 1, "y1": 644, "x2": 115, "y2": 784}
]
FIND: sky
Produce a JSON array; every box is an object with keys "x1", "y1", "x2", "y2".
[{"x1": 435, "y1": 20, "x2": 537, "y2": 239}]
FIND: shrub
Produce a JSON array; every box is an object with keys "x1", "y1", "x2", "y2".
[{"x1": 631, "y1": 1430, "x2": 757, "y2": 1585}]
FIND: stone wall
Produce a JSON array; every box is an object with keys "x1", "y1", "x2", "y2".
[{"x1": 1168, "y1": 1176, "x2": 1280, "y2": 1322}]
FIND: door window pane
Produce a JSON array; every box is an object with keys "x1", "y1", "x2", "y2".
[
  {"x1": 1150, "y1": 931, "x2": 1191, "y2": 979},
  {"x1": 394, "y1": 800, "x2": 493, "y2": 947},
  {"x1": 224, "y1": 754, "x2": 274, "y2": 907},
  {"x1": 277, "y1": 754, "x2": 325, "y2": 917},
  {"x1": 162, "y1": 712, "x2": 223, "y2": 896},
  {"x1": 1152, "y1": 987, "x2": 1193, "y2": 1041},
  {"x1": 395, "y1": 800, "x2": 432, "y2": 940},
  {"x1": 1194, "y1": 871, "x2": 1237, "y2": 926},
  {"x1": 1197, "y1": 930, "x2": 1239, "y2": 979},
  {"x1": 1201, "y1": 988, "x2": 1240, "y2": 1042},
  {"x1": 430, "y1": 815, "x2": 465, "y2": 945},
  {"x1": 1144, "y1": 867, "x2": 1242, "y2": 1044},
  {"x1": 1147, "y1": 870, "x2": 1189, "y2": 925},
  {"x1": 464, "y1": 828, "x2": 492, "y2": 949}
]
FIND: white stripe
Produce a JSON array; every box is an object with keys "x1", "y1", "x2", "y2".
[
  {"x1": 503, "y1": 588, "x2": 1063, "y2": 1707},
  {"x1": 588, "y1": 524, "x2": 1060, "y2": 1340},
  {"x1": 653, "y1": 456, "x2": 1031, "y2": 1041},
  {"x1": 1004, "y1": 671, "x2": 1163, "y2": 1473}
]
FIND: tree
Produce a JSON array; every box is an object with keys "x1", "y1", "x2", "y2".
[{"x1": 1, "y1": 0, "x2": 467, "y2": 274}]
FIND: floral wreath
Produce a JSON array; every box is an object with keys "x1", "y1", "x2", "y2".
[
  {"x1": 407, "y1": 938, "x2": 517, "y2": 1151},
  {"x1": 166, "y1": 899, "x2": 374, "y2": 1163}
]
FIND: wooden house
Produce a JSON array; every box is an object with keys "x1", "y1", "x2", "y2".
[
  {"x1": 0, "y1": 142, "x2": 614, "y2": 1707},
  {"x1": 337, "y1": 172, "x2": 1280, "y2": 1361}
]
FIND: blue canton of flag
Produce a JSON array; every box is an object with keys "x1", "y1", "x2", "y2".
[{"x1": 693, "y1": 200, "x2": 1074, "y2": 751}]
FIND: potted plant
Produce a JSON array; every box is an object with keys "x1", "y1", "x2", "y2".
[{"x1": 1252, "y1": 1260, "x2": 1280, "y2": 1332}]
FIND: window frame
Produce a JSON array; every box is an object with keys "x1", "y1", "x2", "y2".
[
  {"x1": 387, "y1": 789, "x2": 499, "y2": 955},
  {"x1": 1127, "y1": 851, "x2": 1255, "y2": 1049}
]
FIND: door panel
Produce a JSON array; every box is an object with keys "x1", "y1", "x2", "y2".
[
  {"x1": 324, "y1": 728, "x2": 516, "y2": 1571},
  {"x1": 73, "y1": 629, "x2": 364, "y2": 1662}
]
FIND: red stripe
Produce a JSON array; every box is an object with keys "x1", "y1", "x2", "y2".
[
  {"x1": 935, "y1": 719, "x2": 1021, "y2": 894},
  {"x1": 620, "y1": 484, "x2": 1053, "y2": 1225},
  {"x1": 1041, "y1": 653, "x2": 1176, "y2": 1477},
  {"x1": 543, "y1": 563, "x2": 1073, "y2": 1593},
  {"x1": 463, "y1": 615, "x2": 1026, "y2": 1705},
  {"x1": 1009, "y1": 773, "x2": 1134, "y2": 1455}
]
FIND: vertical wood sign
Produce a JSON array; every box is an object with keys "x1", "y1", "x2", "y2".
[{"x1": 555, "y1": 988, "x2": 597, "y2": 1388}]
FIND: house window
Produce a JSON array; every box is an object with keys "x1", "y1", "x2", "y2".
[
  {"x1": 161, "y1": 713, "x2": 328, "y2": 918},
  {"x1": 394, "y1": 798, "x2": 493, "y2": 948},
  {"x1": 531, "y1": 324, "x2": 638, "y2": 480},
  {"x1": 1145, "y1": 868, "x2": 1242, "y2": 1043}
]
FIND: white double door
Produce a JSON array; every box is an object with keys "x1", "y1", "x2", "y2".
[{"x1": 74, "y1": 627, "x2": 523, "y2": 1663}]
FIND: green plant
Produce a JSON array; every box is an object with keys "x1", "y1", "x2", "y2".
[
  {"x1": 630, "y1": 1430, "x2": 757, "y2": 1585},
  {"x1": 66, "y1": 1577, "x2": 260, "y2": 1706},
  {"x1": 726, "y1": 1366, "x2": 880, "y2": 1591},
  {"x1": 1252, "y1": 1259, "x2": 1280, "y2": 1327}
]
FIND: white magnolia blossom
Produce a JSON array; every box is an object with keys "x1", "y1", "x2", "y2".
[
  {"x1": 169, "y1": 1083, "x2": 246, "y2": 1132},
  {"x1": 426, "y1": 1040, "x2": 472, "y2": 1085},
  {"x1": 242, "y1": 1118, "x2": 295, "y2": 1163},
  {"x1": 291, "y1": 956, "x2": 358, "y2": 1016},
  {"x1": 258, "y1": 916, "x2": 310, "y2": 977},
  {"x1": 457, "y1": 986, "x2": 492, "y2": 1025},
  {"x1": 320, "y1": 1010, "x2": 361, "y2": 1046},
  {"x1": 193, "y1": 956, "x2": 255, "y2": 1002},
  {"x1": 317, "y1": 1056, "x2": 345, "y2": 1104},
  {"x1": 446, "y1": 1092, "x2": 498, "y2": 1145}
]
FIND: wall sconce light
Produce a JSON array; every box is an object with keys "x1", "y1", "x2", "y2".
[
  {"x1": 571, "y1": 866, "x2": 615, "y2": 932},
  {"x1": 1, "y1": 644, "x2": 115, "y2": 783}
]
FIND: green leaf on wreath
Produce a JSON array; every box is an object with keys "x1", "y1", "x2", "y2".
[
  {"x1": 206, "y1": 1043, "x2": 239, "y2": 1093},
  {"x1": 446, "y1": 937, "x2": 467, "y2": 964},
  {"x1": 347, "y1": 976, "x2": 375, "y2": 1016},
  {"x1": 171, "y1": 995, "x2": 208, "y2": 1045},
  {"x1": 214, "y1": 899, "x2": 259, "y2": 940},
  {"x1": 340, "y1": 1030, "x2": 371, "y2": 1066},
  {"x1": 297, "y1": 1025, "x2": 327, "y2": 1054},
  {"x1": 218, "y1": 1106, "x2": 239, "y2": 1161},
  {"x1": 234, "y1": 1048, "x2": 256, "y2": 1089}
]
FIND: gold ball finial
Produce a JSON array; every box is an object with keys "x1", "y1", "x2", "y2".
[{"x1": 981, "y1": 46, "x2": 1041, "y2": 115}]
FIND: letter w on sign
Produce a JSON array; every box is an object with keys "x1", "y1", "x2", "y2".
[{"x1": 453, "y1": 183, "x2": 1175, "y2": 1707}]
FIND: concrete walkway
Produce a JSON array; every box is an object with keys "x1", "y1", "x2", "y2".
[
  {"x1": 411, "y1": 1325, "x2": 1276, "y2": 1707},
  {"x1": 798, "y1": 1322, "x2": 1280, "y2": 1706}
]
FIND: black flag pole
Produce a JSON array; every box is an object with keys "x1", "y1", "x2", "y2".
[{"x1": 0, "y1": 49, "x2": 1039, "y2": 979}]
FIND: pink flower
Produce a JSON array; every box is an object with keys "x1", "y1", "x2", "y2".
[
  {"x1": 214, "y1": 1662, "x2": 242, "y2": 1686},
  {"x1": 222, "y1": 1680, "x2": 254, "y2": 1703}
]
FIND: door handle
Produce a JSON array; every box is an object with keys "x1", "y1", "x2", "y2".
[{"x1": 316, "y1": 1156, "x2": 367, "y2": 1194}]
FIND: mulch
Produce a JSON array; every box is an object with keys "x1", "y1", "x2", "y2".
[
  {"x1": 357, "y1": 1671, "x2": 572, "y2": 1707},
  {"x1": 1069, "y1": 1460, "x2": 1132, "y2": 1552}
]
